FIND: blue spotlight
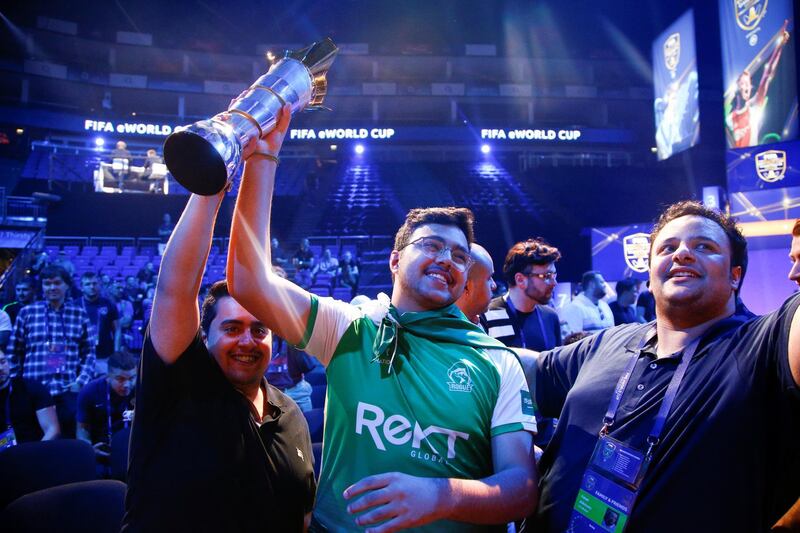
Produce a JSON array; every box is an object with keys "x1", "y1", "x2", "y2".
[
  {"x1": 354, "y1": 144, "x2": 365, "y2": 155},
  {"x1": 480, "y1": 144, "x2": 491, "y2": 154},
  {"x1": 95, "y1": 137, "x2": 105, "y2": 147}
]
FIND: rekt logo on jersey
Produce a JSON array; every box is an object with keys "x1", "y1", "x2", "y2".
[{"x1": 355, "y1": 402, "x2": 469, "y2": 460}]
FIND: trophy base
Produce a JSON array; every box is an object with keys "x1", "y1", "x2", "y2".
[{"x1": 163, "y1": 130, "x2": 230, "y2": 196}]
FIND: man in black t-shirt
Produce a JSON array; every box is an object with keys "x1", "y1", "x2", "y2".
[
  {"x1": 123, "y1": 106, "x2": 315, "y2": 532},
  {"x1": 0, "y1": 349, "x2": 59, "y2": 446},
  {"x1": 77, "y1": 350, "x2": 136, "y2": 460}
]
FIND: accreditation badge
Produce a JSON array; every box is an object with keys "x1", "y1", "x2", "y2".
[
  {"x1": 0, "y1": 427, "x2": 18, "y2": 451},
  {"x1": 567, "y1": 435, "x2": 651, "y2": 532}
]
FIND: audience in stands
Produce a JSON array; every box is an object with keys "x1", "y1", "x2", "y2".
[
  {"x1": 52, "y1": 250, "x2": 75, "y2": 279},
  {"x1": 157, "y1": 213, "x2": 174, "y2": 255},
  {"x1": 136, "y1": 262, "x2": 158, "y2": 286},
  {"x1": 266, "y1": 336, "x2": 315, "y2": 412},
  {"x1": 124, "y1": 275, "x2": 146, "y2": 319},
  {"x1": 311, "y1": 248, "x2": 338, "y2": 283},
  {"x1": 610, "y1": 277, "x2": 644, "y2": 325},
  {"x1": 9, "y1": 265, "x2": 95, "y2": 438},
  {"x1": 292, "y1": 237, "x2": 315, "y2": 288},
  {"x1": 79, "y1": 272, "x2": 121, "y2": 376},
  {"x1": 28, "y1": 251, "x2": 50, "y2": 279},
  {"x1": 0, "y1": 348, "x2": 60, "y2": 446},
  {"x1": 109, "y1": 280, "x2": 135, "y2": 345},
  {"x1": 337, "y1": 250, "x2": 359, "y2": 293},
  {"x1": 559, "y1": 270, "x2": 614, "y2": 336},
  {"x1": 270, "y1": 237, "x2": 288, "y2": 267},
  {"x1": 3, "y1": 276, "x2": 35, "y2": 325},
  {"x1": 76, "y1": 350, "x2": 136, "y2": 469}
]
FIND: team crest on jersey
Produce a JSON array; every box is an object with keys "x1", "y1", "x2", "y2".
[
  {"x1": 663, "y1": 32, "x2": 680, "y2": 76},
  {"x1": 623, "y1": 233, "x2": 651, "y2": 273},
  {"x1": 755, "y1": 150, "x2": 786, "y2": 183},
  {"x1": 734, "y1": 0, "x2": 767, "y2": 32},
  {"x1": 447, "y1": 361, "x2": 474, "y2": 393}
]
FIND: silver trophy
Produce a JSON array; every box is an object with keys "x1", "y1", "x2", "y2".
[{"x1": 163, "y1": 38, "x2": 338, "y2": 195}]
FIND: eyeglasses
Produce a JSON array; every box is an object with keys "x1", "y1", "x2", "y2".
[
  {"x1": 525, "y1": 271, "x2": 558, "y2": 283},
  {"x1": 399, "y1": 236, "x2": 474, "y2": 272}
]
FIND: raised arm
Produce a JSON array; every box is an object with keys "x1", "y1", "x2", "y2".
[
  {"x1": 150, "y1": 192, "x2": 225, "y2": 363},
  {"x1": 227, "y1": 105, "x2": 312, "y2": 346}
]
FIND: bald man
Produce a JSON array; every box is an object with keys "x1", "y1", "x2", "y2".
[{"x1": 456, "y1": 244, "x2": 497, "y2": 325}]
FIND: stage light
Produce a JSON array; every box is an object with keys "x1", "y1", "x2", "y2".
[
  {"x1": 15, "y1": 128, "x2": 24, "y2": 135},
  {"x1": 330, "y1": 144, "x2": 338, "y2": 151},
  {"x1": 480, "y1": 144, "x2": 491, "y2": 154},
  {"x1": 354, "y1": 144, "x2": 365, "y2": 155},
  {"x1": 266, "y1": 50, "x2": 276, "y2": 63},
  {"x1": 95, "y1": 137, "x2": 105, "y2": 147}
]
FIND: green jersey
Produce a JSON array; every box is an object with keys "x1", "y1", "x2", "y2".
[{"x1": 300, "y1": 295, "x2": 537, "y2": 532}]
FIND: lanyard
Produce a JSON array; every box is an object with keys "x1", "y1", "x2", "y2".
[
  {"x1": 601, "y1": 327, "x2": 701, "y2": 459},
  {"x1": 106, "y1": 383, "x2": 130, "y2": 444},
  {"x1": 505, "y1": 296, "x2": 550, "y2": 350},
  {"x1": 3, "y1": 382, "x2": 12, "y2": 430},
  {"x1": 44, "y1": 305, "x2": 68, "y2": 344}
]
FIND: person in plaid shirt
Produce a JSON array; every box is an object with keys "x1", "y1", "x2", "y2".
[{"x1": 10, "y1": 265, "x2": 95, "y2": 437}]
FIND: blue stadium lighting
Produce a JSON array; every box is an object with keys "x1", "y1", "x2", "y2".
[
  {"x1": 480, "y1": 144, "x2": 491, "y2": 154},
  {"x1": 354, "y1": 144, "x2": 365, "y2": 155},
  {"x1": 95, "y1": 137, "x2": 105, "y2": 147}
]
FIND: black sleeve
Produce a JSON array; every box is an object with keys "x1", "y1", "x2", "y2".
[
  {"x1": 137, "y1": 326, "x2": 217, "y2": 415},
  {"x1": 535, "y1": 331, "x2": 601, "y2": 418},
  {"x1": 737, "y1": 293, "x2": 800, "y2": 401}
]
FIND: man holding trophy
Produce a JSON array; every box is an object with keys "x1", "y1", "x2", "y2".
[
  {"x1": 123, "y1": 40, "x2": 337, "y2": 532},
  {"x1": 223, "y1": 44, "x2": 538, "y2": 533}
]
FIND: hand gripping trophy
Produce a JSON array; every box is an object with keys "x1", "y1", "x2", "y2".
[{"x1": 163, "y1": 38, "x2": 338, "y2": 195}]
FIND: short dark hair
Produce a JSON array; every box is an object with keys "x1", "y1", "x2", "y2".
[
  {"x1": 581, "y1": 271, "x2": 601, "y2": 291},
  {"x1": 503, "y1": 238, "x2": 561, "y2": 285},
  {"x1": 650, "y1": 200, "x2": 748, "y2": 289},
  {"x1": 615, "y1": 278, "x2": 638, "y2": 297},
  {"x1": 40, "y1": 265, "x2": 72, "y2": 286},
  {"x1": 793, "y1": 219, "x2": 800, "y2": 237},
  {"x1": 108, "y1": 350, "x2": 138, "y2": 372},
  {"x1": 200, "y1": 280, "x2": 231, "y2": 334},
  {"x1": 81, "y1": 271, "x2": 98, "y2": 282},
  {"x1": 394, "y1": 207, "x2": 475, "y2": 251},
  {"x1": 16, "y1": 276, "x2": 33, "y2": 288}
]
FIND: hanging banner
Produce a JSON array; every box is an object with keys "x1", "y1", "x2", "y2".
[
  {"x1": 720, "y1": 0, "x2": 798, "y2": 148},
  {"x1": 653, "y1": 9, "x2": 700, "y2": 160}
]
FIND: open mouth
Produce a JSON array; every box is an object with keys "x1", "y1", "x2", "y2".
[
  {"x1": 425, "y1": 269, "x2": 452, "y2": 285},
  {"x1": 231, "y1": 352, "x2": 261, "y2": 365},
  {"x1": 668, "y1": 269, "x2": 700, "y2": 280}
]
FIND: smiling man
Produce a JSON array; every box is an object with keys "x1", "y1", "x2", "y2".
[
  {"x1": 10, "y1": 265, "x2": 95, "y2": 438},
  {"x1": 522, "y1": 200, "x2": 800, "y2": 532},
  {"x1": 228, "y1": 110, "x2": 537, "y2": 532},
  {"x1": 122, "y1": 105, "x2": 315, "y2": 532}
]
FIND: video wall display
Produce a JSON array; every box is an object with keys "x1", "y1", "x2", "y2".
[
  {"x1": 721, "y1": 0, "x2": 798, "y2": 149},
  {"x1": 653, "y1": 9, "x2": 700, "y2": 161}
]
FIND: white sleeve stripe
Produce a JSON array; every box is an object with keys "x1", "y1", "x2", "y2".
[
  {"x1": 484, "y1": 309, "x2": 509, "y2": 321},
  {"x1": 485, "y1": 348, "x2": 537, "y2": 432},
  {"x1": 305, "y1": 297, "x2": 363, "y2": 366},
  {"x1": 488, "y1": 325, "x2": 515, "y2": 338}
]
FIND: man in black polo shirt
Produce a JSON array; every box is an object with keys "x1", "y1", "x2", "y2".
[
  {"x1": 122, "y1": 104, "x2": 315, "y2": 532},
  {"x1": 525, "y1": 200, "x2": 800, "y2": 532},
  {"x1": 0, "y1": 348, "x2": 60, "y2": 447}
]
